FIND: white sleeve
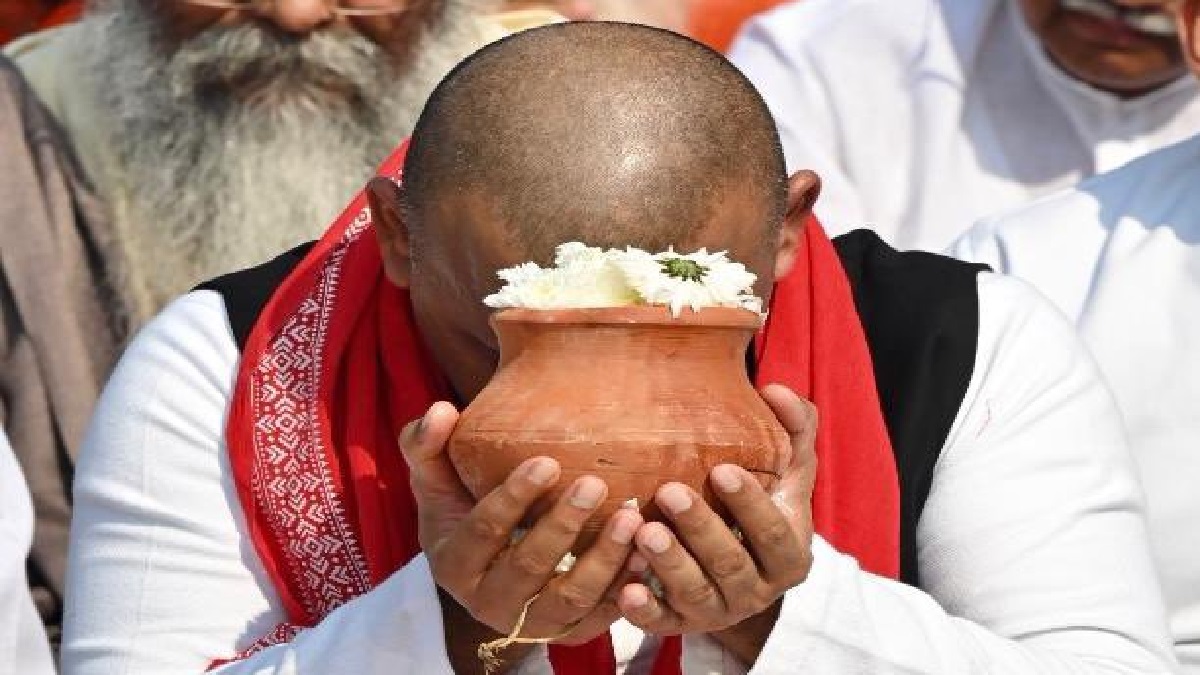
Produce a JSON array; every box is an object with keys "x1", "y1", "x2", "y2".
[
  {"x1": 740, "y1": 273, "x2": 1177, "y2": 674},
  {"x1": 61, "y1": 291, "x2": 458, "y2": 674},
  {"x1": 727, "y1": 16, "x2": 867, "y2": 235},
  {"x1": 946, "y1": 215, "x2": 1007, "y2": 271},
  {"x1": 0, "y1": 433, "x2": 54, "y2": 675}
]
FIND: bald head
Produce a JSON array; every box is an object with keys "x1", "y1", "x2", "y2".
[
  {"x1": 402, "y1": 21, "x2": 787, "y2": 261},
  {"x1": 374, "y1": 22, "x2": 810, "y2": 403}
]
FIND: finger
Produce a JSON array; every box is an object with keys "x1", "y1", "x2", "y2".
[
  {"x1": 654, "y1": 483, "x2": 760, "y2": 611},
  {"x1": 760, "y1": 384, "x2": 817, "y2": 440},
  {"x1": 480, "y1": 476, "x2": 608, "y2": 614},
  {"x1": 436, "y1": 457, "x2": 561, "y2": 591},
  {"x1": 537, "y1": 507, "x2": 642, "y2": 627},
  {"x1": 549, "y1": 602, "x2": 624, "y2": 646},
  {"x1": 759, "y1": 384, "x2": 818, "y2": 515},
  {"x1": 711, "y1": 464, "x2": 810, "y2": 585},
  {"x1": 400, "y1": 403, "x2": 479, "y2": 550},
  {"x1": 618, "y1": 582, "x2": 685, "y2": 635},
  {"x1": 760, "y1": 385, "x2": 818, "y2": 473},
  {"x1": 550, "y1": 546, "x2": 644, "y2": 645},
  {"x1": 633, "y1": 522, "x2": 724, "y2": 620},
  {"x1": 400, "y1": 402, "x2": 468, "y2": 500}
]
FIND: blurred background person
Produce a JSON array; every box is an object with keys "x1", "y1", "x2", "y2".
[
  {"x1": 730, "y1": 0, "x2": 1200, "y2": 251},
  {"x1": 692, "y1": 0, "x2": 786, "y2": 51},
  {"x1": 1, "y1": 0, "x2": 559, "y2": 647},
  {"x1": 6, "y1": 0, "x2": 526, "y2": 318},
  {"x1": 502, "y1": 0, "x2": 790, "y2": 50},
  {"x1": 0, "y1": 429, "x2": 54, "y2": 675},
  {"x1": 0, "y1": 51, "x2": 115, "y2": 654},
  {"x1": 951, "y1": 3, "x2": 1200, "y2": 668},
  {"x1": 0, "y1": 0, "x2": 81, "y2": 45},
  {"x1": 504, "y1": 0, "x2": 689, "y2": 33}
]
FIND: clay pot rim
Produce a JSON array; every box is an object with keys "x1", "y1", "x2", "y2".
[{"x1": 491, "y1": 305, "x2": 763, "y2": 328}]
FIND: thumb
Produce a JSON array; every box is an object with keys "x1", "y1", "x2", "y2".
[
  {"x1": 399, "y1": 401, "x2": 470, "y2": 503},
  {"x1": 759, "y1": 384, "x2": 818, "y2": 512}
]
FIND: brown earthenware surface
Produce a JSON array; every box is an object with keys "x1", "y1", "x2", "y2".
[{"x1": 448, "y1": 306, "x2": 790, "y2": 552}]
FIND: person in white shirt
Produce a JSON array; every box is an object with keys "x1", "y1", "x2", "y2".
[
  {"x1": 0, "y1": 430, "x2": 55, "y2": 675},
  {"x1": 729, "y1": 0, "x2": 1200, "y2": 252},
  {"x1": 952, "y1": 4, "x2": 1200, "y2": 668},
  {"x1": 63, "y1": 22, "x2": 1176, "y2": 675}
]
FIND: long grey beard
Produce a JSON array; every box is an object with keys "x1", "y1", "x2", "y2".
[{"x1": 82, "y1": 0, "x2": 482, "y2": 316}]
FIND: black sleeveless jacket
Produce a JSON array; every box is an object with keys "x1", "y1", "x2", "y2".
[{"x1": 199, "y1": 230, "x2": 987, "y2": 586}]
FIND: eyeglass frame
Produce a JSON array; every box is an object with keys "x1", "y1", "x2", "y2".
[{"x1": 175, "y1": 0, "x2": 417, "y2": 17}]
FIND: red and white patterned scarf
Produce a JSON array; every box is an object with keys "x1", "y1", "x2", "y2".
[{"x1": 216, "y1": 141, "x2": 900, "y2": 673}]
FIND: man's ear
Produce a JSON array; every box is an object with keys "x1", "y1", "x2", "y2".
[
  {"x1": 774, "y1": 170, "x2": 821, "y2": 280},
  {"x1": 366, "y1": 177, "x2": 413, "y2": 287}
]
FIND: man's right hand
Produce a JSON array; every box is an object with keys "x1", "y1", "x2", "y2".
[{"x1": 399, "y1": 402, "x2": 641, "y2": 666}]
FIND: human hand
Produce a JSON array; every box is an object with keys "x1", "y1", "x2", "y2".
[
  {"x1": 399, "y1": 402, "x2": 642, "y2": 652},
  {"x1": 615, "y1": 384, "x2": 817, "y2": 660}
]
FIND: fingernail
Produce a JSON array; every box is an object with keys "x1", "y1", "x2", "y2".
[
  {"x1": 628, "y1": 552, "x2": 649, "y2": 573},
  {"x1": 521, "y1": 458, "x2": 559, "y2": 486},
  {"x1": 413, "y1": 412, "x2": 428, "y2": 441},
  {"x1": 610, "y1": 511, "x2": 639, "y2": 545},
  {"x1": 640, "y1": 526, "x2": 671, "y2": 554},
  {"x1": 711, "y1": 464, "x2": 743, "y2": 493},
  {"x1": 569, "y1": 477, "x2": 606, "y2": 509},
  {"x1": 624, "y1": 586, "x2": 649, "y2": 609},
  {"x1": 657, "y1": 484, "x2": 692, "y2": 515}
]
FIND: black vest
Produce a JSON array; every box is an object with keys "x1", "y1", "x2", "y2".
[{"x1": 198, "y1": 230, "x2": 986, "y2": 586}]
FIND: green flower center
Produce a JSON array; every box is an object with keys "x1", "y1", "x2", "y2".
[{"x1": 659, "y1": 257, "x2": 708, "y2": 282}]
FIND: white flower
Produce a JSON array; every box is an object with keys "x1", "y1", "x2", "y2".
[
  {"x1": 613, "y1": 247, "x2": 762, "y2": 318},
  {"x1": 484, "y1": 242, "x2": 764, "y2": 318},
  {"x1": 553, "y1": 242, "x2": 609, "y2": 268},
  {"x1": 484, "y1": 243, "x2": 640, "y2": 309},
  {"x1": 496, "y1": 261, "x2": 546, "y2": 286}
]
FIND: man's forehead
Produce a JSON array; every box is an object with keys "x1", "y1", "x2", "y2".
[
  {"x1": 419, "y1": 192, "x2": 525, "y2": 289},
  {"x1": 422, "y1": 187, "x2": 775, "y2": 283}
]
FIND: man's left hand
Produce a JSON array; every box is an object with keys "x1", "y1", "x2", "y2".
[{"x1": 616, "y1": 384, "x2": 818, "y2": 661}]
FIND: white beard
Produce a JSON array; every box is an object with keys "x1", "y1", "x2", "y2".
[{"x1": 82, "y1": 0, "x2": 483, "y2": 315}]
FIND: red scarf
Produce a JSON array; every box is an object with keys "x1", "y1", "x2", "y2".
[{"x1": 217, "y1": 142, "x2": 899, "y2": 672}]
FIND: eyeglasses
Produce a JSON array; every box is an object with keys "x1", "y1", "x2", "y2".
[{"x1": 178, "y1": 0, "x2": 415, "y2": 17}]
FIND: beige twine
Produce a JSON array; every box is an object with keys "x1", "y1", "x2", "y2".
[
  {"x1": 480, "y1": 501, "x2": 645, "y2": 672},
  {"x1": 478, "y1": 589, "x2": 583, "y2": 673}
]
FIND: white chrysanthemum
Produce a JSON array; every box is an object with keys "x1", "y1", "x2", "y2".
[
  {"x1": 484, "y1": 242, "x2": 763, "y2": 317},
  {"x1": 484, "y1": 243, "x2": 640, "y2": 309},
  {"x1": 613, "y1": 247, "x2": 762, "y2": 318},
  {"x1": 553, "y1": 242, "x2": 610, "y2": 268}
]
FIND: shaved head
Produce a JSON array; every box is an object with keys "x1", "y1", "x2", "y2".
[
  {"x1": 402, "y1": 21, "x2": 787, "y2": 262},
  {"x1": 373, "y1": 21, "x2": 812, "y2": 404}
]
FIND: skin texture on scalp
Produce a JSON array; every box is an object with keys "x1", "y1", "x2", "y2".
[
  {"x1": 373, "y1": 22, "x2": 814, "y2": 406},
  {"x1": 400, "y1": 21, "x2": 789, "y2": 265}
]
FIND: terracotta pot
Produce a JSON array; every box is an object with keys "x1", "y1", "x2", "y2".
[{"x1": 448, "y1": 305, "x2": 790, "y2": 552}]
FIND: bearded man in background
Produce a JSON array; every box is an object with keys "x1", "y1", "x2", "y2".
[
  {"x1": 731, "y1": 0, "x2": 1200, "y2": 251},
  {"x1": 0, "y1": 0, "x2": 556, "y2": 643}
]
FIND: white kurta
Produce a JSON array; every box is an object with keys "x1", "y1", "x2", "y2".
[
  {"x1": 729, "y1": 0, "x2": 1200, "y2": 252},
  {"x1": 62, "y1": 278, "x2": 1177, "y2": 674},
  {"x1": 953, "y1": 135, "x2": 1200, "y2": 673},
  {"x1": 0, "y1": 432, "x2": 55, "y2": 675}
]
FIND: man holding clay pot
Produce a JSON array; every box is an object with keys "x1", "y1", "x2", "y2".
[{"x1": 61, "y1": 21, "x2": 1175, "y2": 675}]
